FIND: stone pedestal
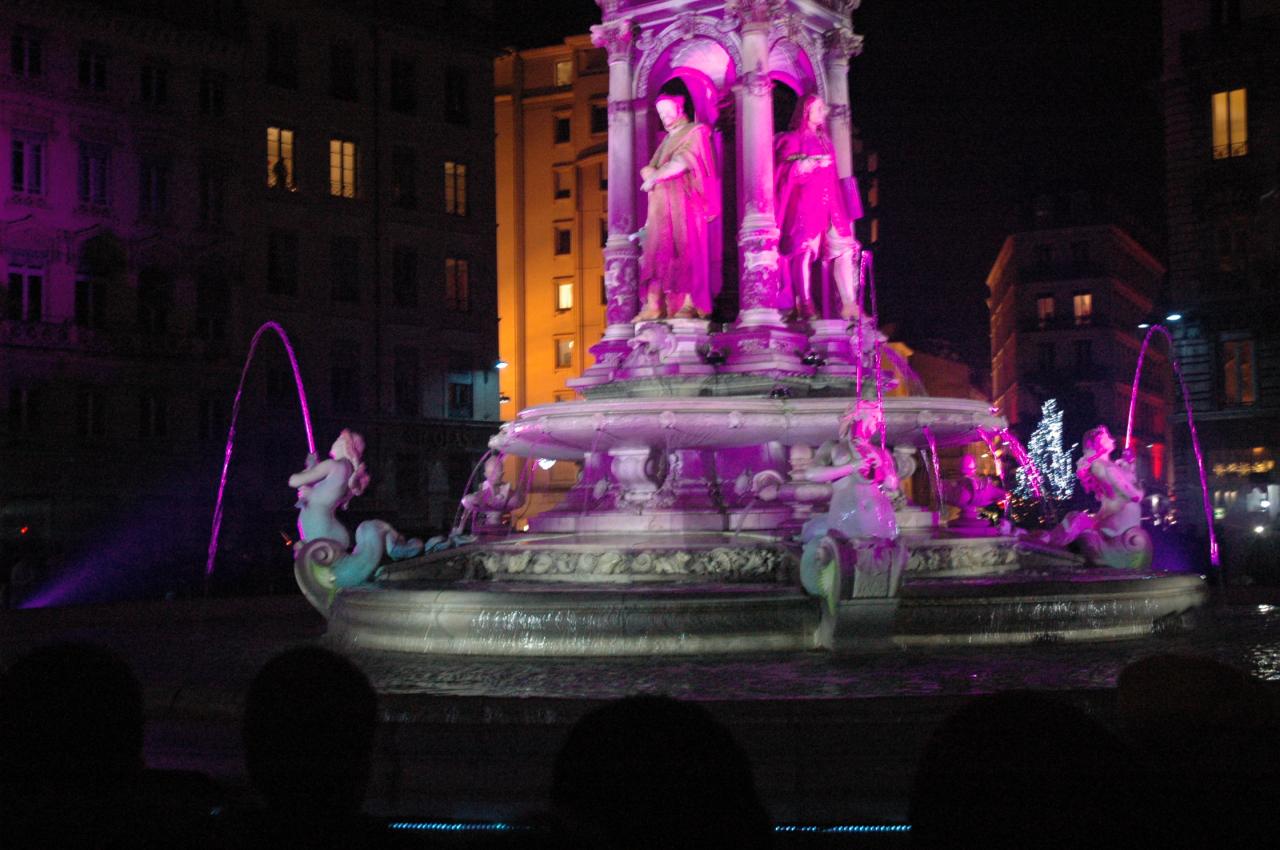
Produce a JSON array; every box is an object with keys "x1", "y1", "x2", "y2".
[
  {"x1": 807, "y1": 318, "x2": 857, "y2": 378},
  {"x1": 718, "y1": 311, "x2": 811, "y2": 376}
]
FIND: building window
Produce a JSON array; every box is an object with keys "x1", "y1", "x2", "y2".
[
  {"x1": 330, "y1": 236, "x2": 360, "y2": 302},
  {"x1": 554, "y1": 169, "x2": 572, "y2": 200},
  {"x1": 553, "y1": 114, "x2": 571, "y2": 145},
  {"x1": 590, "y1": 102, "x2": 607, "y2": 135},
  {"x1": 267, "y1": 230, "x2": 298, "y2": 295},
  {"x1": 554, "y1": 226, "x2": 572, "y2": 255},
  {"x1": 198, "y1": 161, "x2": 225, "y2": 225},
  {"x1": 266, "y1": 24, "x2": 298, "y2": 88},
  {"x1": 390, "y1": 57, "x2": 416, "y2": 113},
  {"x1": 140, "y1": 63, "x2": 167, "y2": 106},
  {"x1": 267, "y1": 127, "x2": 296, "y2": 190},
  {"x1": 1037, "y1": 342, "x2": 1054, "y2": 373},
  {"x1": 600, "y1": 274, "x2": 607, "y2": 306},
  {"x1": 444, "y1": 161, "x2": 467, "y2": 215},
  {"x1": 1216, "y1": 218, "x2": 1249, "y2": 272},
  {"x1": 555, "y1": 337, "x2": 575, "y2": 369},
  {"x1": 1212, "y1": 88, "x2": 1247, "y2": 159},
  {"x1": 78, "y1": 44, "x2": 107, "y2": 90},
  {"x1": 444, "y1": 67, "x2": 468, "y2": 124},
  {"x1": 391, "y1": 146, "x2": 417, "y2": 209},
  {"x1": 10, "y1": 31, "x2": 43, "y2": 78},
  {"x1": 329, "y1": 42, "x2": 358, "y2": 101},
  {"x1": 74, "y1": 271, "x2": 106, "y2": 329},
  {"x1": 393, "y1": 347, "x2": 420, "y2": 417},
  {"x1": 556, "y1": 278, "x2": 573, "y2": 311},
  {"x1": 329, "y1": 139, "x2": 357, "y2": 198},
  {"x1": 10, "y1": 134, "x2": 45, "y2": 195},
  {"x1": 77, "y1": 142, "x2": 111, "y2": 206},
  {"x1": 1074, "y1": 339, "x2": 1092, "y2": 369},
  {"x1": 138, "y1": 392, "x2": 168, "y2": 439},
  {"x1": 392, "y1": 245, "x2": 418, "y2": 308},
  {"x1": 6, "y1": 272, "x2": 43, "y2": 322},
  {"x1": 444, "y1": 257, "x2": 469, "y2": 311},
  {"x1": 598, "y1": 162, "x2": 608, "y2": 191},
  {"x1": 599, "y1": 218, "x2": 608, "y2": 248},
  {"x1": 554, "y1": 58, "x2": 573, "y2": 87},
  {"x1": 1222, "y1": 337, "x2": 1256, "y2": 405},
  {"x1": 136, "y1": 268, "x2": 170, "y2": 334},
  {"x1": 195, "y1": 270, "x2": 230, "y2": 342},
  {"x1": 330, "y1": 347, "x2": 360, "y2": 413},
  {"x1": 1036, "y1": 295, "x2": 1054, "y2": 326},
  {"x1": 76, "y1": 391, "x2": 106, "y2": 438},
  {"x1": 1072, "y1": 291, "x2": 1092, "y2": 325},
  {"x1": 199, "y1": 70, "x2": 225, "y2": 116},
  {"x1": 446, "y1": 373, "x2": 474, "y2": 419},
  {"x1": 138, "y1": 158, "x2": 170, "y2": 216}
]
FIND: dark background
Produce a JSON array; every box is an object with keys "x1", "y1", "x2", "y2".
[{"x1": 496, "y1": 0, "x2": 1167, "y2": 372}]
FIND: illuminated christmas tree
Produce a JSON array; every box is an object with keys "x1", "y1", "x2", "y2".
[{"x1": 1016, "y1": 398, "x2": 1075, "y2": 502}]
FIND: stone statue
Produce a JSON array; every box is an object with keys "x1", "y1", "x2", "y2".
[
  {"x1": 942, "y1": 455, "x2": 1009, "y2": 536},
  {"x1": 774, "y1": 94, "x2": 859, "y2": 320},
  {"x1": 798, "y1": 404, "x2": 907, "y2": 610},
  {"x1": 635, "y1": 92, "x2": 720, "y2": 321},
  {"x1": 288, "y1": 429, "x2": 423, "y2": 588},
  {"x1": 1040, "y1": 425, "x2": 1152, "y2": 569},
  {"x1": 458, "y1": 453, "x2": 525, "y2": 534}
]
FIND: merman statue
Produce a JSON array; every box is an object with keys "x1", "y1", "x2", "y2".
[
  {"x1": 288, "y1": 429, "x2": 423, "y2": 596},
  {"x1": 942, "y1": 455, "x2": 1008, "y2": 536},
  {"x1": 458, "y1": 453, "x2": 525, "y2": 534},
  {"x1": 1039, "y1": 425, "x2": 1152, "y2": 569},
  {"x1": 798, "y1": 403, "x2": 907, "y2": 614}
]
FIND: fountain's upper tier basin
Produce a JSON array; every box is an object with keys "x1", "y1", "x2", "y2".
[{"x1": 491, "y1": 396, "x2": 1005, "y2": 460}]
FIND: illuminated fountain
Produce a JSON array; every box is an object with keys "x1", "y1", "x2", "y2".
[{"x1": 291, "y1": 0, "x2": 1207, "y2": 654}]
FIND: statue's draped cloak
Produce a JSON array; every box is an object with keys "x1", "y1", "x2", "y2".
[
  {"x1": 773, "y1": 128, "x2": 852, "y2": 256},
  {"x1": 640, "y1": 121, "x2": 720, "y2": 314}
]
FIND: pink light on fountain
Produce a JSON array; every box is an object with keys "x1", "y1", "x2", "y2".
[
  {"x1": 1124, "y1": 324, "x2": 1219, "y2": 566},
  {"x1": 206, "y1": 321, "x2": 315, "y2": 578},
  {"x1": 921, "y1": 425, "x2": 943, "y2": 518}
]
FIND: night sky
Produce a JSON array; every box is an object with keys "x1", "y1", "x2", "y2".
[{"x1": 496, "y1": 0, "x2": 1166, "y2": 372}]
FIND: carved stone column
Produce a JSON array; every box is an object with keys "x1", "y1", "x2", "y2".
[
  {"x1": 573, "y1": 19, "x2": 640, "y2": 389},
  {"x1": 720, "y1": 0, "x2": 807, "y2": 376},
  {"x1": 822, "y1": 26, "x2": 864, "y2": 185}
]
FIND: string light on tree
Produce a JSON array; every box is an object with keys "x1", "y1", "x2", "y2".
[{"x1": 1016, "y1": 398, "x2": 1075, "y2": 502}]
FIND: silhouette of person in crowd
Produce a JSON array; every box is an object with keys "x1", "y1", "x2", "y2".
[
  {"x1": 550, "y1": 694, "x2": 771, "y2": 849},
  {"x1": 227, "y1": 644, "x2": 388, "y2": 848}
]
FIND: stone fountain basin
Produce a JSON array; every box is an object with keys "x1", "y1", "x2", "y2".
[{"x1": 491, "y1": 396, "x2": 1005, "y2": 460}]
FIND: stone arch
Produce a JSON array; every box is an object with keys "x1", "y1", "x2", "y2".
[
  {"x1": 767, "y1": 34, "x2": 826, "y2": 101},
  {"x1": 634, "y1": 17, "x2": 742, "y2": 104}
]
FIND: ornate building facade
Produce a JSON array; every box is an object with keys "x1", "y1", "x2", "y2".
[
  {"x1": 1161, "y1": 0, "x2": 1279, "y2": 537},
  {"x1": 1, "y1": 0, "x2": 499, "y2": 595}
]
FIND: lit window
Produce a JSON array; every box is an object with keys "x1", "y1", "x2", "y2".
[
  {"x1": 266, "y1": 127, "x2": 295, "y2": 190},
  {"x1": 78, "y1": 45, "x2": 107, "y2": 91},
  {"x1": 869, "y1": 217, "x2": 879, "y2": 243},
  {"x1": 1036, "y1": 295, "x2": 1054, "y2": 326},
  {"x1": 329, "y1": 139, "x2": 357, "y2": 198},
  {"x1": 77, "y1": 142, "x2": 111, "y2": 206},
  {"x1": 5, "y1": 272, "x2": 43, "y2": 322},
  {"x1": 10, "y1": 134, "x2": 45, "y2": 195},
  {"x1": 1212, "y1": 89, "x2": 1247, "y2": 159},
  {"x1": 556, "y1": 279, "x2": 573, "y2": 311},
  {"x1": 553, "y1": 114, "x2": 571, "y2": 145},
  {"x1": 554, "y1": 226, "x2": 572, "y2": 255},
  {"x1": 555, "y1": 337, "x2": 575, "y2": 369},
  {"x1": 1222, "y1": 337, "x2": 1256, "y2": 405},
  {"x1": 444, "y1": 161, "x2": 467, "y2": 215},
  {"x1": 11, "y1": 31, "x2": 43, "y2": 78},
  {"x1": 554, "y1": 59, "x2": 573, "y2": 87},
  {"x1": 445, "y1": 257, "x2": 470, "y2": 312},
  {"x1": 1072, "y1": 291, "x2": 1092, "y2": 325}
]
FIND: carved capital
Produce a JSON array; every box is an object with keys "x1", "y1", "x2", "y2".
[
  {"x1": 730, "y1": 0, "x2": 784, "y2": 27},
  {"x1": 737, "y1": 70, "x2": 774, "y2": 98},
  {"x1": 824, "y1": 26, "x2": 865, "y2": 62},
  {"x1": 591, "y1": 19, "x2": 637, "y2": 62}
]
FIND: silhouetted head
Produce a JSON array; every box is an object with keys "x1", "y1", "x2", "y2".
[
  {"x1": 789, "y1": 93, "x2": 828, "y2": 133},
  {"x1": 911, "y1": 690, "x2": 1135, "y2": 848},
  {"x1": 1082, "y1": 425, "x2": 1115, "y2": 456},
  {"x1": 0, "y1": 642, "x2": 144, "y2": 787},
  {"x1": 242, "y1": 646, "x2": 377, "y2": 814},
  {"x1": 551, "y1": 695, "x2": 770, "y2": 849}
]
